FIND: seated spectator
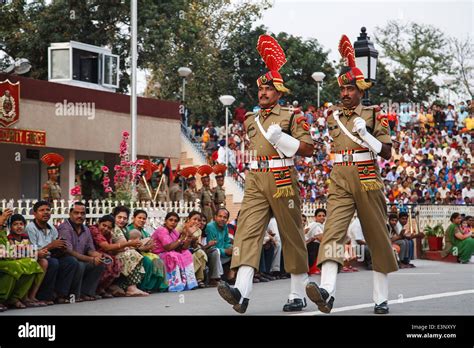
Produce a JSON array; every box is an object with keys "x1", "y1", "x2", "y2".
[
  {"x1": 7, "y1": 214, "x2": 47, "y2": 307},
  {"x1": 197, "y1": 214, "x2": 223, "y2": 287},
  {"x1": 305, "y1": 209, "x2": 326, "y2": 273},
  {"x1": 398, "y1": 212, "x2": 424, "y2": 263},
  {"x1": 58, "y1": 202, "x2": 105, "y2": 302},
  {"x1": 205, "y1": 208, "x2": 234, "y2": 281},
  {"x1": 0, "y1": 209, "x2": 43, "y2": 309},
  {"x1": 388, "y1": 213, "x2": 411, "y2": 268},
  {"x1": 178, "y1": 211, "x2": 207, "y2": 288},
  {"x1": 26, "y1": 200, "x2": 78, "y2": 305},
  {"x1": 442, "y1": 213, "x2": 474, "y2": 263},
  {"x1": 109, "y1": 206, "x2": 148, "y2": 297},
  {"x1": 266, "y1": 217, "x2": 282, "y2": 278},
  {"x1": 152, "y1": 212, "x2": 198, "y2": 291},
  {"x1": 126, "y1": 209, "x2": 168, "y2": 293},
  {"x1": 90, "y1": 215, "x2": 129, "y2": 298},
  {"x1": 348, "y1": 214, "x2": 372, "y2": 270}
]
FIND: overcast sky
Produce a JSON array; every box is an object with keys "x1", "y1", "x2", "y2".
[{"x1": 255, "y1": 0, "x2": 473, "y2": 62}]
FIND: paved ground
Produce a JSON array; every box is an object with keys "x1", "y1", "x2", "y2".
[{"x1": 2, "y1": 260, "x2": 473, "y2": 316}]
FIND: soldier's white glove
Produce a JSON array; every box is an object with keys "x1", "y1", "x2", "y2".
[
  {"x1": 352, "y1": 117, "x2": 367, "y2": 136},
  {"x1": 266, "y1": 123, "x2": 300, "y2": 157},
  {"x1": 352, "y1": 117, "x2": 382, "y2": 154},
  {"x1": 266, "y1": 124, "x2": 283, "y2": 145}
]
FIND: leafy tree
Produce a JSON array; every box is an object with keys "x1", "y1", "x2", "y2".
[{"x1": 375, "y1": 21, "x2": 452, "y2": 103}]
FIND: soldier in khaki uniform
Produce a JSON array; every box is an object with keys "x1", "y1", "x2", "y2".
[
  {"x1": 198, "y1": 165, "x2": 215, "y2": 222},
  {"x1": 306, "y1": 34, "x2": 398, "y2": 315},
  {"x1": 217, "y1": 35, "x2": 314, "y2": 314},
  {"x1": 137, "y1": 160, "x2": 156, "y2": 202},
  {"x1": 212, "y1": 164, "x2": 227, "y2": 211},
  {"x1": 41, "y1": 153, "x2": 64, "y2": 202},
  {"x1": 152, "y1": 163, "x2": 169, "y2": 203},
  {"x1": 181, "y1": 166, "x2": 199, "y2": 206},
  {"x1": 169, "y1": 174, "x2": 183, "y2": 203}
]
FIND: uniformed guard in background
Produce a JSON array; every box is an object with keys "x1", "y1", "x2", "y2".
[
  {"x1": 198, "y1": 164, "x2": 215, "y2": 222},
  {"x1": 212, "y1": 164, "x2": 227, "y2": 211},
  {"x1": 306, "y1": 34, "x2": 398, "y2": 315},
  {"x1": 181, "y1": 166, "x2": 199, "y2": 206},
  {"x1": 217, "y1": 35, "x2": 314, "y2": 314},
  {"x1": 41, "y1": 153, "x2": 64, "y2": 202}
]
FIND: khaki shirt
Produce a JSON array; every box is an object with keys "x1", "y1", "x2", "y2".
[
  {"x1": 244, "y1": 104, "x2": 313, "y2": 157},
  {"x1": 200, "y1": 186, "x2": 214, "y2": 206},
  {"x1": 184, "y1": 188, "x2": 199, "y2": 203},
  {"x1": 42, "y1": 180, "x2": 61, "y2": 201},
  {"x1": 169, "y1": 183, "x2": 183, "y2": 202},
  {"x1": 137, "y1": 181, "x2": 151, "y2": 201},
  {"x1": 213, "y1": 185, "x2": 226, "y2": 207},
  {"x1": 327, "y1": 104, "x2": 391, "y2": 152}
]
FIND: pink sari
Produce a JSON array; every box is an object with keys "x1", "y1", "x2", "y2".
[{"x1": 152, "y1": 226, "x2": 197, "y2": 291}]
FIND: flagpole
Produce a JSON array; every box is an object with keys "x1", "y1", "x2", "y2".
[{"x1": 130, "y1": 0, "x2": 138, "y2": 199}]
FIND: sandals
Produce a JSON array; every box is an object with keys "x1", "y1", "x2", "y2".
[
  {"x1": 198, "y1": 281, "x2": 207, "y2": 288},
  {"x1": 24, "y1": 300, "x2": 47, "y2": 308},
  {"x1": 0, "y1": 303, "x2": 8, "y2": 312},
  {"x1": 8, "y1": 300, "x2": 26, "y2": 309}
]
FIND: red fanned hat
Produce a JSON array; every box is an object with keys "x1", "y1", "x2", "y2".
[
  {"x1": 337, "y1": 35, "x2": 372, "y2": 91},
  {"x1": 213, "y1": 164, "x2": 227, "y2": 178},
  {"x1": 256, "y1": 34, "x2": 289, "y2": 93},
  {"x1": 41, "y1": 153, "x2": 64, "y2": 174},
  {"x1": 141, "y1": 160, "x2": 159, "y2": 181},
  {"x1": 197, "y1": 164, "x2": 213, "y2": 178},
  {"x1": 179, "y1": 166, "x2": 198, "y2": 181}
]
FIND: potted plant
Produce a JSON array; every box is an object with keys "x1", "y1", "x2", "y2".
[{"x1": 424, "y1": 224, "x2": 444, "y2": 251}]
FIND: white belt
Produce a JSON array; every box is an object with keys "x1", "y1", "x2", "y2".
[
  {"x1": 250, "y1": 158, "x2": 294, "y2": 169},
  {"x1": 334, "y1": 152, "x2": 374, "y2": 163}
]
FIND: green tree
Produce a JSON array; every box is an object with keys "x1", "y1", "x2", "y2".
[{"x1": 375, "y1": 21, "x2": 452, "y2": 103}]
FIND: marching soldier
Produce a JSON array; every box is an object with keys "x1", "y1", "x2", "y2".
[
  {"x1": 41, "y1": 153, "x2": 64, "y2": 202},
  {"x1": 198, "y1": 165, "x2": 215, "y2": 222},
  {"x1": 305, "y1": 34, "x2": 398, "y2": 315},
  {"x1": 181, "y1": 166, "x2": 199, "y2": 206},
  {"x1": 212, "y1": 164, "x2": 227, "y2": 211},
  {"x1": 217, "y1": 35, "x2": 314, "y2": 313}
]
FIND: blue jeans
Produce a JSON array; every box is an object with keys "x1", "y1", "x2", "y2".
[
  {"x1": 36, "y1": 255, "x2": 79, "y2": 301},
  {"x1": 445, "y1": 120, "x2": 454, "y2": 132}
]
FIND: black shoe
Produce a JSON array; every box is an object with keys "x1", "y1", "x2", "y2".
[
  {"x1": 305, "y1": 282, "x2": 335, "y2": 314},
  {"x1": 217, "y1": 281, "x2": 249, "y2": 314},
  {"x1": 374, "y1": 301, "x2": 389, "y2": 314},
  {"x1": 283, "y1": 298, "x2": 307, "y2": 312}
]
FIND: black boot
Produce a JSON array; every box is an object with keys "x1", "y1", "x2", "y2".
[
  {"x1": 305, "y1": 282, "x2": 335, "y2": 314},
  {"x1": 374, "y1": 301, "x2": 389, "y2": 314},
  {"x1": 217, "y1": 281, "x2": 249, "y2": 314},
  {"x1": 283, "y1": 298, "x2": 307, "y2": 312}
]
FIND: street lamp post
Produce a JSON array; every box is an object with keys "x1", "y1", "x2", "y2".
[
  {"x1": 311, "y1": 72, "x2": 326, "y2": 107},
  {"x1": 354, "y1": 27, "x2": 379, "y2": 106},
  {"x1": 219, "y1": 95, "x2": 236, "y2": 174},
  {"x1": 178, "y1": 67, "x2": 192, "y2": 128}
]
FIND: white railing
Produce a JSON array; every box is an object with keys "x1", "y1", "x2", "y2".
[
  {"x1": 302, "y1": 202, "x2": 472, "y2": 231},
  {"x1": 0, "y1": 199, "x2": 201, "y2": 229}
]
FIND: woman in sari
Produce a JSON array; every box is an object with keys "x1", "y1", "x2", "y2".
[
  {"x1": 90, "y1": 215, "x2": 125, "y2": 298},
  {"x1": 152, "y1": 212, "x2": 198, "y2": 292},
  {"x1": 443, "y1": 213, "x2": 474, "y2": 263},
  {"x1": 126, "y1": 209, "x2": 168, "y2": 292},
  {"x1": 0, "y1": 210, "x2": 44, "y2": 310},
  {"x1": 110, "y1": 206, "x2": 148, "y2": 296}
]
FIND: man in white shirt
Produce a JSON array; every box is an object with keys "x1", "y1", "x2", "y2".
[
  {"x1": 305, "y1": 209, "x2": 326, "y2": 270},
  {"x1": 438, "y1": 181, "x2": 450, "y2": 199},
  {"x1": 265, "y1": 217, "x2": 282, "y2": 276},
  {"x1": 347, "y1": 214, "x2": 372, "y2": 270},
  {"x1": 462, "y1": 183, "x2": 473, "y2": 200}
]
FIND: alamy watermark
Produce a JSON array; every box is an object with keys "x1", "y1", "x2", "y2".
[{"x1": 55, "y1": 100, "x2": 95, "y2": 120}]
